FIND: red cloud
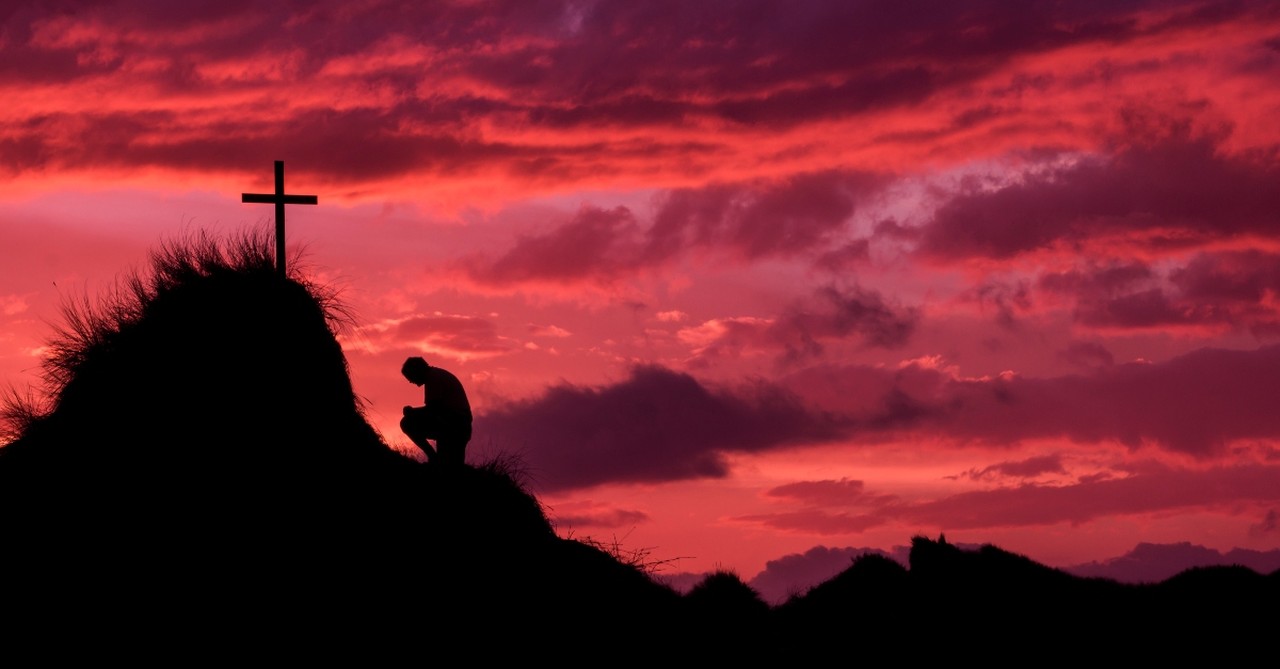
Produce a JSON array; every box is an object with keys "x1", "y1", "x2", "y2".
[{"x1": 6, "y1": 0, "x2": 1278, "y2": 200}]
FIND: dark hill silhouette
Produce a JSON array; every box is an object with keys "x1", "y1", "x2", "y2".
[
  {"x1": 774, "y1": 535, "x2": 1277, "y2": 661},
  {"x1": 0, "y1": 231, "x2": 682, "y2": 656},
  {"x1": 1, "y1": 230, "x2": 1275, "y2": 658}
]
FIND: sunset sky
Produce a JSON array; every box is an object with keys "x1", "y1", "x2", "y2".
[{"x1": 3, "y1": 0, "x2": 1280, "y2": 597}]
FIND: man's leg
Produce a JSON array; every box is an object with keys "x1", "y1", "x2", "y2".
[
  {"x1": 436, "y1": 439, "x2": 462, "y2": 466},
  {"x1": 400, "y1": 415, "x2": 437, "y2": 461}
]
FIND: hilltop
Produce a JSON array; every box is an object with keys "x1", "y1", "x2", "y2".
[
  {"x1": 1, "y1": 231, "x2": 1274, "y2": 658},
  {"x1": 0, "y1": 231, "x2": 682, "y2": 654}
]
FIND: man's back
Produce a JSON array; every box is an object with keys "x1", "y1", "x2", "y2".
[{"x1": 425, "y1": 366, "x2": 471, "y2": 420}]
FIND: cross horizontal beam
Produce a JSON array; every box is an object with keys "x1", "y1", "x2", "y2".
[
  {"x1": 241, "y1": 193, "x2": 318, "y2": 205},
  {"x1": 241, "y1": 160, "x2": 317, "y2": 276}
]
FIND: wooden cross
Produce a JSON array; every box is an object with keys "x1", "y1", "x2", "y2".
[{"x1": 241, "y1": 160, "x2": 318, "y2": 276}]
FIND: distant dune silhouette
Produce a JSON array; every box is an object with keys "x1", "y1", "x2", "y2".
[
  {"x1": 1, "y1": 230, "x2": 1274, "y2": 657},
  {"x1": 1064, "y1": 541, "x2": 1280, "y2": 584}
]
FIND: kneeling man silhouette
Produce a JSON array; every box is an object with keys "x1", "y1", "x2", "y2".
[{"x1": 400, "y1": 356, "x2": 472, "y2": 466}]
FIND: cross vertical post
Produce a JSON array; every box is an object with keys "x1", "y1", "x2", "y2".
[{"x1": 241, "y1": 160, "x2": 318, "y2": 276}]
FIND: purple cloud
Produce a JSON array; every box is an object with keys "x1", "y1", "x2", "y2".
[
  {"x1": 646, "y1": 171, "x2": 881, "y2": 261},
  {"x1": 475, "y1": 364, "x2": 844, "y2": 491},
  {"x1": 1037, "y1": 252, "x2": 1280, "y2": 332},
  {"x1": 461, "y1": 170, "x2": 886, "y2": 286},
  {"x1": 918, "y1": 136, "x2": 1280, "y2": 261},
  {"x1": 746, "y1": 545, "x2": 908, "y2": 605},
  {"x1": 1065, "y1": 541, "x2": 1280, "y2": 583},
  {"x1": 475, "y1": 343, "x2": 1280, "y2": 492}
]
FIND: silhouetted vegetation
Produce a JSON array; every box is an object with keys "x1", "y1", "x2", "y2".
[{"x1": 1, "y1": 230, "x2": 1274, "y2": 657}]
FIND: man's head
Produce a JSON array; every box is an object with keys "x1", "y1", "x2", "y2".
[{"x1": 402, "y1": 356, "x2": 430, "y2": 386}]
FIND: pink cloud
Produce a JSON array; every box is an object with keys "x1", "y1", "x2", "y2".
[
  {"x1": 734, "y1": 509, "x2": 888, "y2": 535},
  {"x1": 738, "y1": 463, "x2": 1280, "y2": 534},
  {"x1": 348, "y1": 314, "x2": 512, "y2": 361},
  {"x1": 1251, "y1": 509, "x2": 1279, "y2": 537},
  {"x1": 525, "y1": 323, "x2": 571, "y2": 337},
  {"x1": 552, "y1": 506, "x2": 651, "y2": 530},
  {"x1": 957, "y1": 454, "x2": 1068, "y2": 481},
  {"x1": 683, "y1": 284, "x2": 920, "y2": 367},
  {"x1": 764, "y1": 478, "x2": 873, "y2": 505},
  {"x1": 462, "y1": 205, "x2": 644, "y2": 285},
  {"x1": 1057, "y1": 342, "x2": 1115, "y2": 370}
]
